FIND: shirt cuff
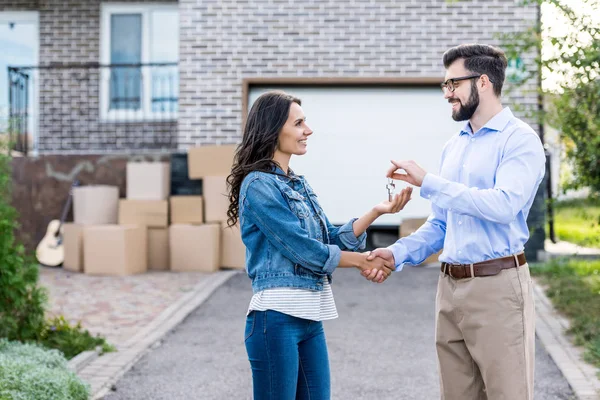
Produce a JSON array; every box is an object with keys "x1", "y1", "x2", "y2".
[
  {"x1": 323, "y1": 244, "x2": 341, "y2": 274},
  {"x1": 387, "y1": 242, "x2": 409, "y2": 272},
  {"x1": 420, "y1": 173, "x2": 446, "y2": 201},
  {"x1": 336, "y1": 218, "x2": 367, "y2": 251}
]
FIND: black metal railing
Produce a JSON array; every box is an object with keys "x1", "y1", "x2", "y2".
[
  {"x1": 6, "y1": 62, "x2": 179, "y2": 155},
  {"x1": 7, "y1": 68, "x2": 30, "y2": 154}
]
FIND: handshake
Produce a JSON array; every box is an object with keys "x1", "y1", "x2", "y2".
[{"x1": 357, "y1": 248, "x2": 396, "y2": 284}]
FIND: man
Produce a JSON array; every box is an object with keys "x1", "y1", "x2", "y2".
[{"x1": 365, "y1": 44, "x2": 546, "y2": 399}]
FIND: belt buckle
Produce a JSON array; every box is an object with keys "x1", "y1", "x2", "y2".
[{"x1": 449, "y1": 262, "x2": 462, "y2": 279}]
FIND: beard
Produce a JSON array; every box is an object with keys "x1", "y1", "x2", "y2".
[{"x1": 451, "y1": 81, "x2": 479, "y2": 121}]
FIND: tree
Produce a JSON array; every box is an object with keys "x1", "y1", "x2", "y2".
[{"x1": 501, "y1": 0, "x2": 600, "y2": 197}]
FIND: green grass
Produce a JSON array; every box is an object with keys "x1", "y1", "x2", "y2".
[
  {"x1": 550, "y1": 198, "x2": 600, "y2": 249},
  {"x1": 530, "y1": 258, "x2": 600, "y2": 371}
]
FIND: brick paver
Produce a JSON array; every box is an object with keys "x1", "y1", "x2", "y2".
[{"x1": 39, "y1": 267, "x2": 209, "y2": 347}]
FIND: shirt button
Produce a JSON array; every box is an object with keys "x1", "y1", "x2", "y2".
[
  {"x1": 448, "y1": 208, "x2": 452, "y2": 211},
  {"x1": 458, "y1": 221, "x2": 462, "y2": 225},
  {"x1": 462, "y1": 164, "x2": 466, "y2": 168},
  {"x1": 458, "y1": 250, "x2": 462, "y2": 254},
  {"x1": 427, "y1": 194, "x2": 431, "y2": 198},
  {"x1": 471, "y1": 138, "x2": 475, "y2": 142}
]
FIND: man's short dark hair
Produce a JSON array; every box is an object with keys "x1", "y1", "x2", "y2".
[{"x1": 443, "y1": 44, "x2": 508, "y2": 97}]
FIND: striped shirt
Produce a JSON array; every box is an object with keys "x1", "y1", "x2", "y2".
[{"x1": 247, "y1": 281, "x2": 338, "y2": 321}]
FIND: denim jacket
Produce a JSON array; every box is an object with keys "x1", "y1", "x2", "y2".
[{"x1": 239, "y1": 168, "x2": 367, "y2": 293}]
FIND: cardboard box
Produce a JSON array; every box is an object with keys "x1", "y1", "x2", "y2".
[
  {"x1": 63, "y1": 223, "x2": 84, "y2": 272},
  {"x1": 187, "y1": 145, "x2": 236, "y2": 179},
  {"x1": 203, "y1": 176, "x2": 229, "y2": 223},
  {"x1": 399, "y1": 217, "x2": 442, "y2": 265},
  {"x1": 170, "y1": 224, "x2": 220, "y2": 272},
  {"x1": 83, "y1": 225, "x2": 147, "y2": 275},
  {"x1": 118, "y1": 199, "x2": 169, "y2": 228},
  {"x1": 220, "y1": 223, "x2": 245, "y2": 269},
  {"x1": 126, "y1": 162, "x2": 170, "y2": 200},
  {"x1": 170, "y1": 196, "x2": 204, "y2": 224},
  {"x1": 148, "y1": 228, "x2": 169, "y2": 271},
  {"x1": 73, "y1": 185, "x2": 119, "y2": 225}
]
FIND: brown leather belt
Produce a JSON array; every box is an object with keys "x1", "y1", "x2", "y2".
[{"x1": 440, "y1": 253, "x2": 526, "y2": 279}]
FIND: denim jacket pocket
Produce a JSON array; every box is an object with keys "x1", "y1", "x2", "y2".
[{"x1": 283, "y1": 189, "x2": 309, "y2": 220}]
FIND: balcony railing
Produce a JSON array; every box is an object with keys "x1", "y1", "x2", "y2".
[{"x1": 6, "y1": 62, "x2": 179, "y2": 155}]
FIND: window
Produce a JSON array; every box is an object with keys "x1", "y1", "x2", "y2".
[{"x1": 100, "y1": 4, "x2": 178, "y2": 121}]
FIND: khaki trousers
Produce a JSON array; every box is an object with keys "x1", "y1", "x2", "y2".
[{"x1": 435, "y1": 263, "x2": 535, "y2": 400}]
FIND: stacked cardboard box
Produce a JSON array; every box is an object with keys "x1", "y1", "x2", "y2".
[
  {"x1": 120, "y1": 162, "x2": 170, "y2": 271},
  {"x1": 63, "y1": 185, "x2": 120, "y2": 273},
  {"x1": 399, "y1": 217, "x2": 443, "y2": 265},
  {"x1": 63, "y1": 147, "x2": 246, "y2": 276},
  {"x1": 181, "y1": 144, "x2": 246, "y2": 271}
]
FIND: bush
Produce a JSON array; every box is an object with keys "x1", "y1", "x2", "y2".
[
  {"x1": 552, "y1": 198, "x2": 600, "y2": 248},
  {"x1": 0, "y1": 339, "x2": 90, "y2": 400},
  {"x1": 39, "y1": 316, "x2": 116, "y2": 360},
  {"x1": 0, "y1": 150, "x2": 47, "y2": 342},
  {"x1": 531, "y1": 259, "x2": 600, "y2": 369}
]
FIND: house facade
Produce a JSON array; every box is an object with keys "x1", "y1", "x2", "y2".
[{"x1": 0, "y1": 0, "x2": 546, "y2": 258}]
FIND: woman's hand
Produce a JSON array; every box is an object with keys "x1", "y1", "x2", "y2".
[
  {"x1": 356, "y1": 252, "x2": 394, "y2": 283},
  {"x1": 372, "y1": 187, "x2": 413, "y2": 216}
]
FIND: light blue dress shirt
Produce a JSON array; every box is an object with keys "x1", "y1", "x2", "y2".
[{"x1": 389, "y1": 107, "x2": 546, "y2": 270}]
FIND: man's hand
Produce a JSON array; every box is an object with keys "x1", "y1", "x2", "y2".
[
  {"x1": 357, "y1": 252, "x2": 394, "y2": 283},
  {"x1": 362, "y1": 248, "x2": 396, "y2": 282},
  {"x1": 386, "y1": 160, "x2": 428, "y2": 187}
]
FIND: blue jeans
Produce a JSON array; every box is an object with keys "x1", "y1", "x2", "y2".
[{"x1": 245, "y1": 310, "x2": 331, "y2": 400}]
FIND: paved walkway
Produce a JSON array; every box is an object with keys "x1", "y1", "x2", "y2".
[
  {"x1": 39, "y1": 267, "x2": 210, "y2": 346},
  {"x1": 540, "y1": 239, "x2": 600, "y2": 260},
  {"x1": 100, "y1": 267, "x2": 576, "y2": 400}
]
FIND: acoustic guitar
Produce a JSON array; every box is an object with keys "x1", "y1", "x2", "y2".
[{"x1": 36, "y1": 180, "x2": 79, "y2": 267}]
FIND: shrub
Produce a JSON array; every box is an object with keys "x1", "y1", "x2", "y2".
[
  {"x1": 39, "y1": 316, "x2": 116, "y2": 360},
  {"x1": 0, "y1": 339, "x2": 90, "y2": 400},
  {"x1": 531, "y1": 259, "x2": 600, "y2": 369},
  {"x1": 0, "y1": 149, "x2": 47, "y2": 342}
]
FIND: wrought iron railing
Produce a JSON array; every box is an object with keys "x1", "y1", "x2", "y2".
[{"x1": 6, "y1": 62, "x2": 179, "y2": 155}]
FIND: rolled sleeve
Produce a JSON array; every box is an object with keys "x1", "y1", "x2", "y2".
[
  {"x1": 334, "y1": 218, "x2": 367, "y2": 251},
  {"x1": 323, "y1": 244, "x2": 342, "y2": 274}
]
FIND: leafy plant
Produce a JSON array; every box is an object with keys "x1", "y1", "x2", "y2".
[
  {"x1": 39, "y1": 316, "x2": 116, "y2": 360},
  {"x1": 0, "y1": 143, "x2": 114, "y2": 361},
  {"x1": 500, "y1": 0, "x2": 600, "y2": 196},
  {"x1": 0, "y1": 339, "x2": 90, "y2": 400},
  {"x1": 0, "y1": 147, "x2": 47, "y2": 342},
  {"x1": 531, "y1": 258, "x2": 600, "y2": 369},
  {"x1": 550, "y1": 198, "x2": 600, "y2": 248}
]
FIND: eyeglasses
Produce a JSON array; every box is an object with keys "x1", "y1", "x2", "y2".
[{"x1": 440, "y1": 74, "x2": 482, "y2": 93}]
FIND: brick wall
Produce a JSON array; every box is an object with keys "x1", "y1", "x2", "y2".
[
  {"x1": 4, "y1": 0, "x2": 540, "y2": 152},
  {"x1": 178, "y1": 0, "x2": 540, "y2": 147},
  {"x1": 3, "y1": 0, "x2": 178, "y2": 153},
  {"x1": 0, "y1": 1, "x2": 39, "y2": 10}
]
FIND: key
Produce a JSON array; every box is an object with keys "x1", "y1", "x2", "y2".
[{"x1": 386, "y1": 178, "x2": 395, "y2": 202}]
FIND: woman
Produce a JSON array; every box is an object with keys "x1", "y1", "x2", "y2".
[{"x1": 226, "y1": 90, "x2": 412, "y2": 400}]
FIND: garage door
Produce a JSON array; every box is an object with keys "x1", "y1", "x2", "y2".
[{"x1": 248, "y1": 86, "x2": 463, "y2": 226}]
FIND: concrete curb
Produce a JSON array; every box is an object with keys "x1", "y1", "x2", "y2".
[
  {"x1": 67, "y1": 349, "x2": 98, "y2": 373},
  {"x1": 533, "y1": 279, "x2": 600, "y2": 400},
  {"x1": 74, "y1": 270, "x2": 240, "y2": 400}
]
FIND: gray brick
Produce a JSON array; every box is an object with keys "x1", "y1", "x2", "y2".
[{"x1": 5, "y1": 0, "x2": 540, "y2": 152}]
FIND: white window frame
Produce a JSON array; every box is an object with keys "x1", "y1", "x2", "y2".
[
  {"x1": 0, "y1": 11, "x2": 40, "y2": 154},
  {"x1": 100, "y1": 3, "x2": 178, "y2": 122}
]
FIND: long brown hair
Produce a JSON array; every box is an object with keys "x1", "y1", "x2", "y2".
[{"x1": 226, "y1": 90, "x2": 301, "y2": 227}]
